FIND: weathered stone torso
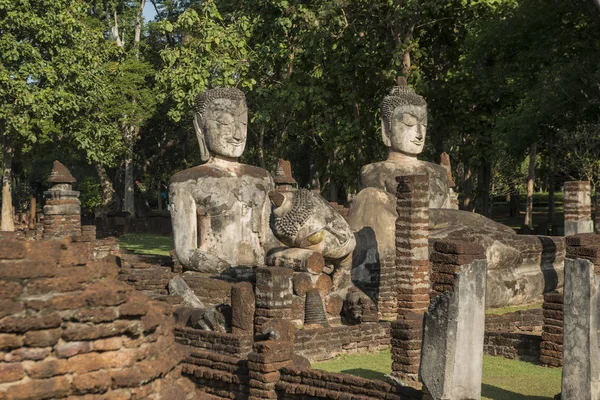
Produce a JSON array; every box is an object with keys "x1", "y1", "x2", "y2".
[
  {"x1": 170, "y1": 163, "x2": 274, "y2": 267},
  {"x1": 360, "y1": 160, "x2": 451, "y2": 209}
]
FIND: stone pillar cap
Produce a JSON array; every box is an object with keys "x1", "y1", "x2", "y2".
[{"x1": 48, "y1": 160, "x2": 76, "y2": 183}]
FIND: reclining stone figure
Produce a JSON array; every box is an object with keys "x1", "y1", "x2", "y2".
[{"x1": 169, "y1": 88, "x2": 276, "y2": 274}]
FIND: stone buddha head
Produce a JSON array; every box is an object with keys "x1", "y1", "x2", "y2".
[
  {"x1": 193, "y1": 88, "x2": 248, "y2": 162},
  {"x1": 269, "y1": 189, "x2": 356, "y2": 260},
  {"x1": 381, "y1": 80, "x2": 427, "y2": 157}
]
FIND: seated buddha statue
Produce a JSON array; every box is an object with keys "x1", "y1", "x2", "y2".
[
  {"x1": 347, "y1": 80, "x2": 565, "y2": 310},
  {"x1": 169, "y1": 88, "x2": 276, "y2": 273},
  {"x1": 360, "y1": 78, "x2": 454, "y2": 209}
]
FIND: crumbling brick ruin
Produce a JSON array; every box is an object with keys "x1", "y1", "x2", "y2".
[
  {"x1": 4, "y1": 170, "x2": 592, "y2": 400},
  {"x1": 0, "y1": 235, "x2": 194, "y2": 399}
]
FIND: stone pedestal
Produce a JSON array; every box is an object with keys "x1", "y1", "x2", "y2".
[
  {"x1": 562, "y1": 248, "x2": 600, "y2": 398},
  {"x1": 564, "y1": 181, "x2": 593, "y2": 236},
  {"x1": 42, "y1": 161, "x2": 81, "y2": 239},
  {"x1": 254, "y1": 267, "x2": 293, "y2": 335},
  {"x1": 420, "y1": 240, "x2": 487, "y2": 400},
  {"x1": 390, "y1": 175, "x2": 430, "y2": 386}
]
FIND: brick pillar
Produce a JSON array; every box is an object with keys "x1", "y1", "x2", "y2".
[
  {"x1": 421, "y1": 240, "x2": 487, "y2": 400},
  {"x1": 390, "y1": 175, "x2": 430, "y2": 386},
  {"x1": 563, "y1": 181, "x2": 593, "y2": 236},
  {"x1": 232, "y1": 282, "x2": 256, "y2": 336},
  {"x1": 42, "y1": 161, "x2": 81, "y2": 239},
  {"x1": 254, "y1": 267, "x2": 293, "y2": 335},
  {"x1": 540, "y1": 291, "x2": 563, "y2": 367},
  {"x1": 562, "y1": 233, "x2": 600, "y2": 398},
  {"x1": 248, "y1": 319, "x2": 294, "y2": 400}
]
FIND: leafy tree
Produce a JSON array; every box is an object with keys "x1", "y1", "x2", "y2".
[{"x1": 0, "y1": 0, "x2": 120, "y2": 230}]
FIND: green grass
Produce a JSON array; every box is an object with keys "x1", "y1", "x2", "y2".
[
  {"x1": 486, "y1": 302, "x2": 542, "y2": 315},
  {"x1": 313, "y1": 351, "x2": 561, "y2": 400},
  {"x1": 313, "y1": 350, "x2": 393, "y2": 381},
  {"x1": 117, "y1": 233, "x2": 173, "y2": 256}
]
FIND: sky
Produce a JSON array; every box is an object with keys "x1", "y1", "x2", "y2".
[{"x1": 142, "y1": 2, "x2": 157, "y2": 22}]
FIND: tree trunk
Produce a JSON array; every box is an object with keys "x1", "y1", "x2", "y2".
[
  {"x1": 479, "y1": 162, "x2": 492, "y2": 217},
  {"x1": 28, "y1": 197, "x2": 36, "y2": 230},
  {"x1": 112, "y1": 9, "x2": 124, "y2": 47},
  {"x1": 524, "y1": 142, "x2": 537, "y2": 229},
  {"x1": 462, "y1": 165, "x2": 475, "y2": 212},
  {"x1": 258, "y1": 125, "x2": 266, "y2": 170},
  {"x1": 327, "y1": 147, "x2": 340, "y2": 202},
  {"x1": 547, "y1": 136, "x2": 555, "y2": 227},
  {"x1": 157, "y1": 181, "x2": 162, "y2": 212},
  {"x1": 123, "y1": 126, "x2": 137, "y2": 216},
  {"x1": 1, "y1": 133, "x2": 15, "y2": 231},
  {"x1": 134, "y1": 0, "x2": 146, "y2": 53},
  {"x1": 354, "y1": 101, "x2": 362, "y2": 188},
  {"x1": 94, "y1": 162, "x2": 115, "y2": 211}
]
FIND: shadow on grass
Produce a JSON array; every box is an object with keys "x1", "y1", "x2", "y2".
[
  {"x1": 340, "y1": 369, "x2": 387, "y2": 381},
  {"x1": 482, "y1": 384, "x2": 555, "y2": 400}
]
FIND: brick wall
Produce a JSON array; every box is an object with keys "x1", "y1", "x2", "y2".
[
  {"x1": 276, "y1": 367, "x2": 421, "y2": 400},
  {"x1": 294, "y1": 322, "x2": 390, "y2": 361},
  {"x1": 182, "y1": 350, "x2": 249, "y2": 399},
  {"x1": 485, "y1": 309, "x2": 543, "y2": 334},
  {"x1": 175, "y1": 327, "x2": 253, "y2": 356},
  {"x1": 0, "y1": 236, "x2": 194, "y2": 399},
  {"x1": 484, "y1": 332, "x2": 541, "y2": 362}
]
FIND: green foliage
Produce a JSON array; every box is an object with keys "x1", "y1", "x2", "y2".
[
  {"x1": 156, "y1": 1, "x2": 255, "y2": 122},
  {"x1": 0, "y1": 0, "x2": 122, "y2": 165},
  {"x1": 79, "y1": 176, "x2": 103, "y2": 214}
]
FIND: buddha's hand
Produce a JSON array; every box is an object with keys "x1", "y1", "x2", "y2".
[{"x1": 183, "y1": 249, "x2": 232, "y2": 274}]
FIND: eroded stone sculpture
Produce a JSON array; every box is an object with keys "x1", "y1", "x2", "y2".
[
  {"x1": 170, "y1": 88, "x2": 275, "y2": 273},
  {"x1": 269, "y1": 189, "x2": 377, "y2": 324},
  {"x1": 348, "y1": 80, "x2": 565, "y2": 309}
]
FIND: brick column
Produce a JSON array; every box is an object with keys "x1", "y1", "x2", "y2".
[
  {"x1": 563, "y1": 181, "x2": 593, "y2": 236},
  {"x1": 421, "y1": 240, "x2": 487, "y2": 400},
  {"x1": 561, "y1": 233, "x2": 600, "y2": 399},
  {"x1": 254, "y1": 267, "x2": 293, "y2": 335},
  {"x1": 390, "y1": 175, "x2": 430, "y2": 386},
  {"x1": 247, "y1": 319, "x2": 294, "y2": 400},
  {"x1": 540, "y1": 291, "x2": 563, "y2": 367}
]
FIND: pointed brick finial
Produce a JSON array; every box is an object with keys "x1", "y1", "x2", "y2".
[
  {"x1": 273, "y1": 158, "x2": 297, "y2": 186},
  {"x1": 48, "y1": 160, "x2": 76, "y2": 184}
]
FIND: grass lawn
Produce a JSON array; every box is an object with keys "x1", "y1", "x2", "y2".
[
  {"x1": 117, "y1": 233, "x2": 173, "y2": 256},
  {"x1": 313, "y1": 350, "x2": 562, "y2": 400}
]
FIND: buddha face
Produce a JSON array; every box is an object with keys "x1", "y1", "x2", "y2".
[
  {"x1": 196, "y1": 98, "x2": 247, "y2": 159},
  {"x1": 383, "y1": 104, "x2": 427, "y2": 156}
]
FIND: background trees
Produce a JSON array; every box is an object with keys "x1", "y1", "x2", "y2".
[{"x1": 1, "y1": 0, "x2": 599, "y2": 226}]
